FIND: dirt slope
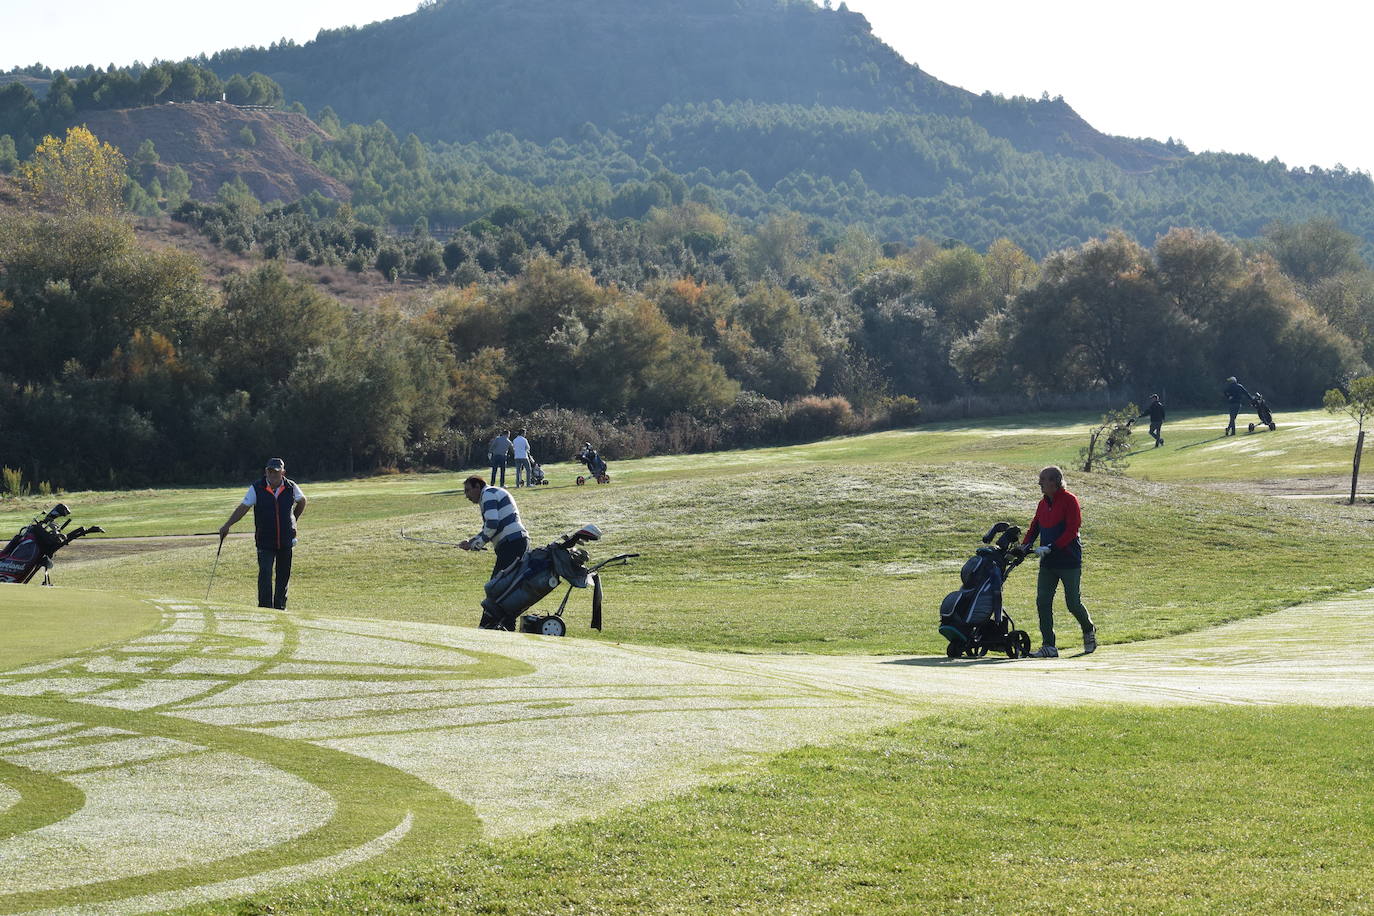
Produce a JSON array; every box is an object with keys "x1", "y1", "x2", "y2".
[{"x1": 79, "y1": 102, "x2": 350, "y2": 204}]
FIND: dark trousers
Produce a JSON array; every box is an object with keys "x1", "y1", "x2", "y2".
[
  {"x1": 257, "y1": 546, "x2": 293, "y2": 609},
  {"x1": 1035, "y1": 564, "x2": 1093, "y2": 649},
  {"x1": 491, "y1": 534, "x2": 529, "y2": 578},
  {"x1": 490, "y1": 457, "x2": 507, "y2": 486},
  {"x1": 1226, "y1": 404, "x2": 1241, "y2": 433},
  {"x1": 1148, "y1": 421, "x2": 1163, "y2": 446}
]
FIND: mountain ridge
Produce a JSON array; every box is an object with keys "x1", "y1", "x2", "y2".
[{"x1": 204, "y1": 0, "x2": 1178, "y2": 172}]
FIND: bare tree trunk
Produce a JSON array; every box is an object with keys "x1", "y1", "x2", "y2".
[{"x1": 1351, "y1": 428, "x2": 1365, "y2": 505}]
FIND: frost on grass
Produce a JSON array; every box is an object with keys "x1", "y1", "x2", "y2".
[
  {"x1": 0, "y1": 677, "x2": 120, "y2": 696},
  {"x1": 0, "y1": 751, "x2": 334, "y2": 895},
  {"x1": 164, "y1": 657, "x2": 267, "y2": 676},
  {"x1": 83, "y1": 678, "x2": 229, "y2": 711},
  {"x1": 6, "y1": 735, "x2": 202, "y2": 773}
]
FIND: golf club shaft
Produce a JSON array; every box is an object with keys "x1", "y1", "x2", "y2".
[{"x1": 205, "y1": 537, "x2": 225, "y2": 601}]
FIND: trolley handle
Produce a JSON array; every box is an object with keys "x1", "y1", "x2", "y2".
[{"x1": 588, "y1": 552, "x2": 639, "y2": 573}]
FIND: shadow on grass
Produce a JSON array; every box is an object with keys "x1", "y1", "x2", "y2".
[
  {"x1": 882, "y1": 656, "x2": 1019, "y2": 668},
  {"x1": 1173, "y1": 434, "x2": 1230, "y2": 451}
]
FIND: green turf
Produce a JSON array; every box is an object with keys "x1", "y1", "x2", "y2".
[
  {"x1": 1, "y1": 408, "x2": 1370, "y2": 914},
  {"x1": 48, "y1": 454, "x2": 1374, "y2": 655},
  {"x1": 0, "y1": 587, "x2": 161, "y2": 672},
  {"x1": 219, "y1": 705, "x2": 1374, "y2": 916}
]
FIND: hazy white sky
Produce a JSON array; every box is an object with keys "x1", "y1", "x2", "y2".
[{"x1": 1, "y1": 0, "x2": 1368, "y2": 173}]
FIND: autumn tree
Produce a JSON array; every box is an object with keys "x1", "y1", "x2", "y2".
[{"x1": 16, "y1": 126, "x2": 127, "y2": 215}]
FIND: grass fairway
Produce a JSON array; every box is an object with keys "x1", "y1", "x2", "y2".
[
  {"x1": 0, "y1": 587, "x2": 160, "y2": 670},
  {"x1": 1, "y1": 408, "x2": 1371, "y2": 914},
  {"x1": 239, "y1": 705, "x2": 1374, "y2": 916},
  {"x1": 35, "y1": 408, "x2": 1374, "y2": 655}
]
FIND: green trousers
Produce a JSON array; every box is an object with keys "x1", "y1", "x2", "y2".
[{"x1": 1035, "y1": 564, "x2": 1094, "y2": 648}]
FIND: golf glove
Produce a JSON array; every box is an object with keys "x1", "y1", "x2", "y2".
[{"x1": 1034, "y1": 546, "x2": 1051, "y2": 558}]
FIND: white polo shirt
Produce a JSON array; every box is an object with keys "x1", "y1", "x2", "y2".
[{"x1": 242, "y1": 481, "x2": 305, "y2": 506}]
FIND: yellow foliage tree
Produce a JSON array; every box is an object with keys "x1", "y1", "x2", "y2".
[{"x1": 17, "y1": 126, "x2": 128, "y2": 216}]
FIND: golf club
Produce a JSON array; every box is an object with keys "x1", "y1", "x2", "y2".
[{"x1": 206, "y1": 532, "x2": 226, "y2": 600}]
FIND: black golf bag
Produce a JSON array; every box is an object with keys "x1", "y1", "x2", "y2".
[
  {"x1": 938, "y1": 522, "x2": 1032, "y2": 659},
  {"x1": 0, "y1": 504, "x2": 104, "y2": 585},
  {"x1": 527, "y1": 455, "x2": 548, "y2": 486},
  {"x1": 1248, "y1": 395, "x2": 1277, "y2": 432},
  {"x1": 479, "y1": 524, "x2": 637, "y2": 635},
  {"x1": 575, "y1": 445, "x2": 610, "y2": 485}
]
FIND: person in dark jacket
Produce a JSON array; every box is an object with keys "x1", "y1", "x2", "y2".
[
  {"x1": 1135, "y1": 394, "x2": 1166, "y2": 447},
  {"x1": 488, "y1": 430, "x2": 513, "y2": 487},
  {"x1": 1223, "y1": 376, "x2": 1251, "y2": 436},
  {"x1": 218, "y1": 457, "x2": 307, "y2": 609},
  {"x1": 1020, "y1": 466, "x2": 1096, "y2": 658}
]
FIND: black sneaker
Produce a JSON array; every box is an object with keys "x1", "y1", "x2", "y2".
[{"x1": 1083, "y1": 628, "x2": 1097, "y2": 654}]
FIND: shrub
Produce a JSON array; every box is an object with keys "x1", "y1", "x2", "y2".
[
  {"x1": 782, "y1": 395, "x2": 855, "y2": 442},
  {"x1": 884, "y1": 394, "x2": 923, "y2": 427}
]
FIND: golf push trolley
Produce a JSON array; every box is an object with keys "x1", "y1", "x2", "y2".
[{"x1": 937, "y1": 521, "x2": 1033, "y2": 659}]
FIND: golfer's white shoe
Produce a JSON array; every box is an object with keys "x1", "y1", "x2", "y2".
[{"x1": 1027, "y1": 645, "x2": 1059, "y2": 658}]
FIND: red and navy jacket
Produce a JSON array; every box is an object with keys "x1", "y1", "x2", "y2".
[
  {"x1": 1022, "y1": 488, "x2": 1083, "y2": 569},
  {"x1": 252, "y1": 477, "x2": 299, "y2": 550}
]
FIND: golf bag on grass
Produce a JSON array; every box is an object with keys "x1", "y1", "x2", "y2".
[
  {"x1": 938, "y1": 522, "x2": 1032, "y2": 659},
  {"x1": 1247, "y1": 394, "x2": 1277, "y2": 432},
  {"x1": 480, "y1": 524, "x2": 637, "y2": 635},
  {"x1": 0, "y1": 504, "x2": 104, "y2": 585},
  {"x1": 575, "y1": 444, "x2": 610, "y2": 485}
]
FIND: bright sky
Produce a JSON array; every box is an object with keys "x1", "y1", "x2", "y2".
[{"x1": 1, "y1": 0, "x2": 1369, "y2": 173}]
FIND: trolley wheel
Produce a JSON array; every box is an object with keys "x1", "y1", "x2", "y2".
[
  {"x1": 542, "y1": 479, "x2": 550, "y2": 485},
  {"x1": 576, "y1": 476, "x2": 586, "y2": 486},
  {"x1": 965, "y1": 645, "x2": 988, "y2": 659},
  {"x1": 538, "y1": 616, "x2": 567, "y2": 637},
  {"x1": 1269, "y1": 423, "x2": 1276, "y2": 431},
  {"x1": 1016, "y1": 631, "x2": 1031, "y2": 657},
  {"x1": 1006, "y1": 642, "x2": 1019, "y2": 659},
  {"x1": 1248, "y1": 423, "x2": 1255, "y2": 433},
  {"x1": 946, "y1": 643, "x2": 962, "y2": 658},
  {"x1": 597, "y1": 474, "x2": 610, "y2": 484}
]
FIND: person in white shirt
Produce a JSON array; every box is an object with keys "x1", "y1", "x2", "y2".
[
  {"x1": 511, "y1": 428, "x2": 531, "y2": 488},
  {"x1": 218, "y1": 457, "x2": 307, "y2": 609}
]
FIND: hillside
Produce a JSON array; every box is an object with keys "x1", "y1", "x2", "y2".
[
  {"x1": 79, "y1": 102, "x2": 348, "y2": 203},
  {"x1": 207, "y1": 0, "x2": 1175, "y2": 172}
]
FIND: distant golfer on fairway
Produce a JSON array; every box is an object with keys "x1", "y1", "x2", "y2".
[
  {"x1": 457, "y1": 476, "x2": 529, "y2": 627},
  {"x1": 218, "y1": 457, "x2": 307, "y2": 609},
  {"x1": 1021, "y1": 466, "x2": 1096, "y2": 658},
  {"x1": 1135, "y1": 394, "x2": 1166, "y2": 447},
  {"x1": 1223, "y1": 376, "x2": 1252, "y2": 436}
]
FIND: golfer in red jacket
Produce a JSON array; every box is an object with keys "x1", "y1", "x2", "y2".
[{"x1": 1021, "y1": 466, "x2": 1097, "y2": 658}]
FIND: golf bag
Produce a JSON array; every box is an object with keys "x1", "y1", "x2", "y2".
[
  {"x1": 1248, "y1": 395, "x2": 1277, "y2": 432},
  {"x1": 527, "y1": 456, "x2": 549, "y2": 486},
  {"x1": 938, "y1": 522, "x2": 1032, "y2": 659},
  {"x1": 575, "y1": 445, "x2": 610, "y2": 485},
  {"x1": 479, "y1": 523, "x2": 637, "y2": 635},
  {"x1": 0, "y1": 504, "x2": 104, "y2": 585}
]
